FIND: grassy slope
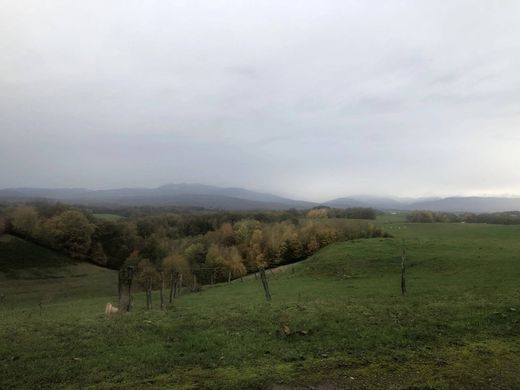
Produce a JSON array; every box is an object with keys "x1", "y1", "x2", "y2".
[
  {"x1": 1, "y1": 223, "x2": 520, "y2": 389},
  {"x1": 0, "y1": 234, "x2": 117, "y2": 306}
]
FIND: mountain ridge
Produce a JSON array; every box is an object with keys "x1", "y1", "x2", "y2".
[
  {"x1": 2, "y1": 184, "x2": 520, "y2": 212},
  {"x1": 0, "y1": 184, "x2": 317, "y2": 210}
]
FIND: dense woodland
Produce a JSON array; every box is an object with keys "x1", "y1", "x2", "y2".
[
  {"x1": 407, "y1": 210, "x2": 520, "y2": 225},
  {"x1": 0, "y1": 203, "x2": 384, "y2": 285}
]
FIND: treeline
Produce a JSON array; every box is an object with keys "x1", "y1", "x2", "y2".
[
  {"x1": 86, "y1": 205, "x2": 378, "y2": 221},
  {"x1": 305, "y1": 206, "x2": 377, "y2": 220},
  {"x1": 407, "y1": 210, "x2": 520, "y2": 225},
  {"x1": 0, "y1": 203, "x2": 387, "y2": 285}
]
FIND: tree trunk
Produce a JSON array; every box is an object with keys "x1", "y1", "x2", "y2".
[
  {"x1": 146, "y1": 278, "x2": 152, "y2": 310},
  {"x1": 177, "y1": 273, "x2": 183, "y2": 296},
  {"x1": 118, "y1": 266, "x2": 134, "y2": 312}
]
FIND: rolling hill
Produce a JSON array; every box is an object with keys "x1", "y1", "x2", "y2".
[
  {"x1": 0, "y1": 234, "x2": 116, "y2": 305},
  {"x1": 1, "y1": 223, "x2": 520, "y2": 388}
]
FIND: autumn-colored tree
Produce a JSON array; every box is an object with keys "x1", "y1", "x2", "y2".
[
  {"x1": 90, "y1": 242, "x2": 108, "y2": 266},
  {"x1": 185, "y1": 242, "x2": 207, "y2": 269},
  {"x1": 140, "y1": 233, "x2": 169, "y2": 265},
  {"x1": 315, "y1": 225, "x2": 337, "y2": 247},
  {"x1": 225, "y1": 246, "x2": 246, "y2": 277},
  {"x1": 45, "y1": 210, "x2": 95, "y2": 258},
  {"x1": 10, "y1": 206, "x2": 39, "y2": 238},
  {"x1": 163, "y1": 253, "x2": 190, "y2": 280},
  {"x1": 205, "y1": 244, "x2": 246, "y2": 279},
  {"x1": 306, "y1": 208, "x2": 328, "y2": 219},
  {"x1": 306, "y1": 236, "x2": 320, "y2": 254},
  {"x1": 135, "y1": 258, "x2": 160, "y2": 288},
  {"x1": 206, "y1": 243, "x2": 224, "y2": 265},
  {"x1": 279, "y1": 232, "x2": 304, "y2": 263},
  {"x1": 204, "y1": 222, "x2": 236, "y2": 247},
  {"x1": 233, "y1": 219, "x2": 261, "y2": 244},
  {"x1": 262, "y1": 222, "x2": 285, "y2": 262},
  {"x1": 218, "y1": 222, "x2": 235, "y2": 246},
  {"x1": 247, "y1": 229, "x2": 267, "y2": 269},
  {"x1": 94, "y1": 221, "x2": 140, "y2": 268}
]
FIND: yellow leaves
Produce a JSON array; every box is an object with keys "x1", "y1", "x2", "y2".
[
  {"x1": 205, "y1": 243, "x2": 247, "y2": 277},
  {"x1": 10, "y1": 205, "x2": 39, "y2": 237},
  {"x1": 163, "y1": 253, "x2": 189, "y2": 274},
  {"x1": 306, "y1": 208, "x2": 329, "y2": 219}
]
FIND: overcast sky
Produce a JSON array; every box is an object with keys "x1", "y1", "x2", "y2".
[{"x1": 1, "y1": 1, "x2": 520, "y2": 201}]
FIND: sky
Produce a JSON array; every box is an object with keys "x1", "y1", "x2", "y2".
[{"x1": 1, "y1": 0, "x2": 520, "y2": 202}]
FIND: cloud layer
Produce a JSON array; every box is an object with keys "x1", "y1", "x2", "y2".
[{"x1": 1, "y1": 0, "x2": 520, "y2": 201}]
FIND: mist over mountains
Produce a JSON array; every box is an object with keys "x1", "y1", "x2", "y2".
[
  {"x1": 0, "y1": 184, "x2": 315, "y2": 211},
  {"x1": 2, "y1": 184, "x2": 520, "y2": 213}
]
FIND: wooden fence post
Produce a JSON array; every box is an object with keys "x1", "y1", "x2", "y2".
[
  {"x1": 259, "y1": 267, "x2": 272, "y2": 302},
  {"x1": 228, "y1": 271, "x2": 231, "y2": 284},
  {"x1": 401, "y1": 248, "x2": 406, "y2": 296},
  {"x1": 193, "y1": 274, "x2": 197, "y2": 291},
  {"x1": 160, "y1": 271, "x2": 165, "y2": 310},
  {"x1": 169, "y1": 272, "x2": 175, "y2": 303},
  {"x1": 146, "y1": 278, "x2": 152, "y2": 310},
  {"x1": 118, "y1": 266, "x2": 134, "y2": 312},
  {"x1": 177, "y1": 273, "x2": 183, "y2": 296}
]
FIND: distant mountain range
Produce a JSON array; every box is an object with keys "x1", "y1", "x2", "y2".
[
  {"x1": 324, "y1": 195, "x2": 520, "y2": 213},
  {"x1": 0, "y1": 184, "x2": 316, "y2": 211},
  {"x1": 324, "y1": 195, "x2": 440, "y2": 210},
  {"x1": 1, "y1": 184, "x2": 520, "y2": 212}
]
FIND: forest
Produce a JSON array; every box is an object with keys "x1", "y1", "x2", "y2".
[
  {"x1": 406, "y1": 209, "x2": 520, "y2": 224},
  {"x1": 0, "y1": 203, "x2": 384, "y2": 286}
]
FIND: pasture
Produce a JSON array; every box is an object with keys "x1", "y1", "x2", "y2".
[{"x1": 1, "y1": 221, "x2": 519, "y2": 389}]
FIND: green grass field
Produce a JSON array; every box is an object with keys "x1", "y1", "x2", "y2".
[
  {"x1": 0, "y1": 235, "x2": 117, "y2": 307},
  {"x1": 1, "y1": 221, "x2": 520, "y2": 389}
]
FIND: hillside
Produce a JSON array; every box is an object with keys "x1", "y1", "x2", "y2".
[
  {"x1": 0, "y1": 234, "x2": 116, "y2": 306},
  {"x1": 1, "y1": 223, "x2": 520, "y2": 388}
]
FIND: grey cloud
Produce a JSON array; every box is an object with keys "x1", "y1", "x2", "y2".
[{"x1": 1, "y1": 0, "x2": 520, "y2": 201}]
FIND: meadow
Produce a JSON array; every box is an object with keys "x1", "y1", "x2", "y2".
[{"x1": 1, "y1": 219, "x2": 519, "y2": 389}]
